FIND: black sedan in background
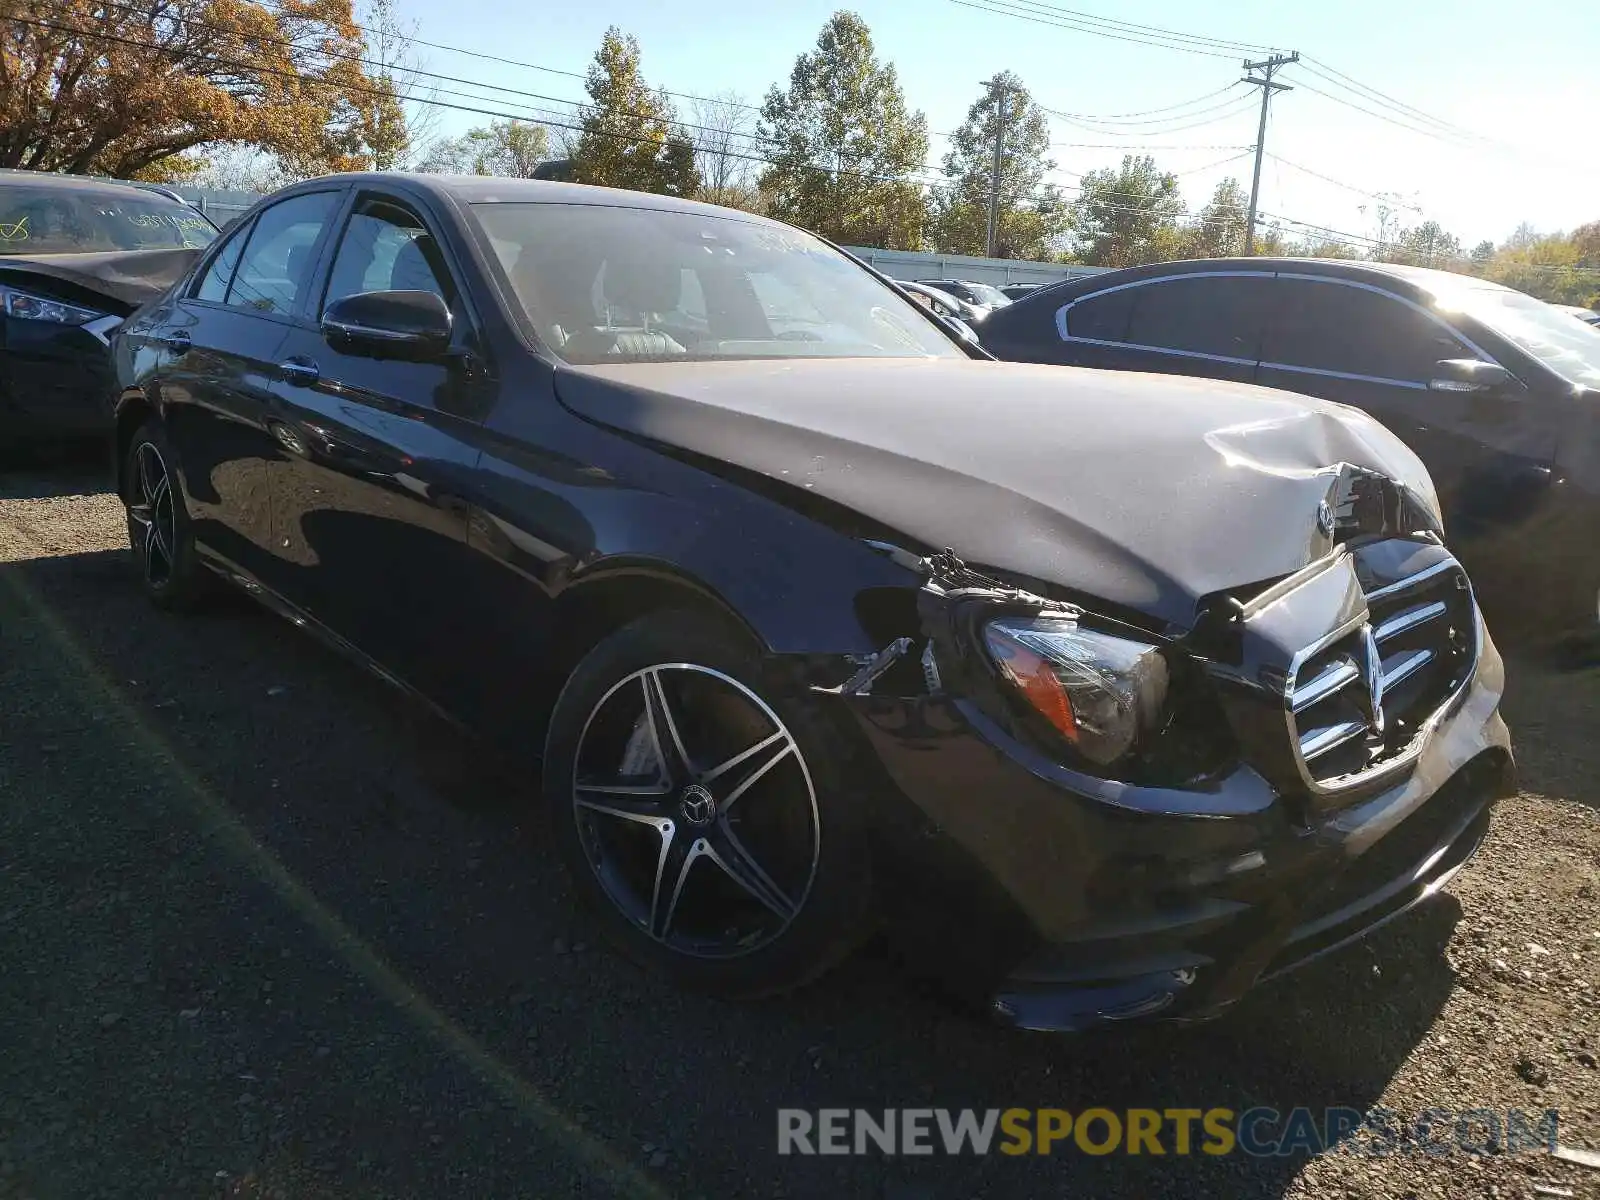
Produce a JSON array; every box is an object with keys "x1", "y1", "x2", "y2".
[
  {"x1": 981, "y1": 259, "x2": 1600, "y2": 639},
  {"x1": 111, "y1": 176, "x2": 1512, "y2": 1029},
  {"x1": 0, "y1": 171, "x2": 215, "y2": 439}
]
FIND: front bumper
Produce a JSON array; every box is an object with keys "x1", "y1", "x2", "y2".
[
  {"x1": 842, "y1": 627, "x2": 1514, "y2": 1032},
  {"x1": 1, "y1": 316, "x2": 120, "y2": 438}
]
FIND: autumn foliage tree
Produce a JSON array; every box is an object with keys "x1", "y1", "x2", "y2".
[
  {"x1": 570, "y1": 28, "x2": 699, "y2": 197},
  {"x1": 757, "y1": 12, "x2": 929, "y2": 249},
  {"x1": 0, "y1": 0, "x2": 405, "y2": 180}
]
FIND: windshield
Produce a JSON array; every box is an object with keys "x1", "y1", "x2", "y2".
[
  {"x1": 965, "y1": 282, "x2": 1011, "y2": 307},
  {"x1": 1439, "y1": 284, "x2": 1600, "y2": 387},
  {"x1": 473, "y1": 202, "x2": 962, "y2": 364},
  {"x1": 0, "y1": 184, "x2": 216, "y2": 255}
]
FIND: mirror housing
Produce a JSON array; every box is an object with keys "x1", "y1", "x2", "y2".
[
  {"x1": 1429, "y1": 358, "x2": 1521, "y2": 397},
  {"x1": 322, "y1": 290, "x2": 452, "y2": 361}
]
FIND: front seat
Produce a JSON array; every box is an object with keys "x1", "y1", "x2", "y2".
[{"x1": 559, "y1": 260, "x2": 688, "y2": 360}]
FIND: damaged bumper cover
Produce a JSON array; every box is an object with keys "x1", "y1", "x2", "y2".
[{"x1": 822, "y1": 540, "x2": 1514, "y2": 1033}]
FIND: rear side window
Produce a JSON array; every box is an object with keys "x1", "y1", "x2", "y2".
[
  {"x1": 1061, "y1": 288, "x2": 1136, "y2": 341},
  {"x1": 1124, "y1": 275, "x2": 1271, "y2": 360},
  {"x1": 225, "y1": 191, "x2": 340, "y2": 316},
  {"x1": 1264, "y1": 278, "x2": 1471, "y2": 383}
]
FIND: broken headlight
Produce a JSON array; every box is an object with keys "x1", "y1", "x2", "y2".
[
  {"x1": 0, "y1": 284, "x2": 105, "y2": 326},
  {"x1": 984, "y1": 617, "x2": 1170, "y2": 767}
]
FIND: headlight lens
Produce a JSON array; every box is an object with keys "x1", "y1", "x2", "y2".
[
  {"x1": 984, "y1": 617, "x2": 1170, "y2": 766},
  {"x1": 0, "y1": 284, "x2": 104, "y2": 325}
]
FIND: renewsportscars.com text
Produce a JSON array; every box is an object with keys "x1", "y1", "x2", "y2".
[{"x1": 777, "y1": 1107, "x2": 1560, "y2": 1158}]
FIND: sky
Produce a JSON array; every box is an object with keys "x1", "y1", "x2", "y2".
[{"x1": 387, "y1": 0, "x2": 1597, "y2": 250}]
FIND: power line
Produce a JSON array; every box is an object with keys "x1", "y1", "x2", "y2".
[
  {"x1": 1263, "y1": 152, "x2": 1424, "y2": 211},
  {"x1": 1042, "y1": 96, "x2": 1260, "y2": 137},
  {"x1": 1033, "y1": 83, "x2": 1243, "y2": 122},
  {"x1": 1284, "y1": 73, "x2": 1481, "y2": 148},
  {"x1": 1039, "y1": 90, "x2": 1248, "y2": 128},
  {"x1": 986, "y1": 0, "x2": 1276, "y2": 54},
  {"x1": 947, "y1": 0, "x2": 1244, "y2": 59},
  {"x1": 1300, "y1": 56, "x2": 1489, "y2": 143}
]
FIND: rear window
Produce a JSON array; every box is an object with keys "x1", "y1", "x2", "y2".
[{"x1": 0, "y1": 183, "x2": 216, "y2": 254}]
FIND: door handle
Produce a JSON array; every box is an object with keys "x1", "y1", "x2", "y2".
[
  {"x1": 165, "y1": 330, "x2": 191, "y2": 353},
  {"x1": 279, "y1": 358, "x2": 320, "y2": 387}
]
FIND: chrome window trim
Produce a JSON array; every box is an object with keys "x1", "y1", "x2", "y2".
[
  {"x1": 1053, "y1": 269, "x2": 1276, "y2": 346},
  {"x1": 1053, "y1": 269, "x2": 1510, "y2": 386}
]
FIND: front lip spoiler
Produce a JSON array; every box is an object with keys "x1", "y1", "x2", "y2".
[{"x1": 987, "y1": 761, "x2": 1503, "y2": 1034}]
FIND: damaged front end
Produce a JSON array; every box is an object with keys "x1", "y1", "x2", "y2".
[{"x1": 814, "y1": 514, "x2": 1513, "y2": 1033}]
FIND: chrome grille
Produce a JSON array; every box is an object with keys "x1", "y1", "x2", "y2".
[{"x1": 1285, "y1": 555, "x2": 1477, "y2": 791}]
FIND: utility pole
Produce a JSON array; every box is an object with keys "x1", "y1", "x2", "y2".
[
  {"x1": 985, "y1": 77, "x2": 1008, "y2": 258},
  {"x1": 1241, "y1": 51, "x2": 1297, "y2": 255}
]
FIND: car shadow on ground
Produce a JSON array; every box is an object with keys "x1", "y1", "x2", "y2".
[{"x1": 0, "y1": 527, "x2": 1467, "y2": 1199}]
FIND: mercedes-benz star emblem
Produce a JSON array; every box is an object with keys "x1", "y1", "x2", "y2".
[{"x1": 678, "y1": 784, "x2": 717, "y2": 827}]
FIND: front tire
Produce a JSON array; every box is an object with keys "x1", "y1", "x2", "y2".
[
  {"x1": 123, "y1": 419, "x2": 211, "y2": 610},
  {"x1": 542, "y1": 610, "x2": 872, "y2": 998}
]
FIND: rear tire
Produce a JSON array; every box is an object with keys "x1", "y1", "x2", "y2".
[
  {"x1": 542, "y1": 609, "x2": 873, "y2": 998},
  {"x1": 123, "y1": 419, "x2": 212, "y2": 611}
]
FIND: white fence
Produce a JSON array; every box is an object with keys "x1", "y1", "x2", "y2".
[{"x1": 842, "y1": 247, "x2": 1109, "y2": 287}]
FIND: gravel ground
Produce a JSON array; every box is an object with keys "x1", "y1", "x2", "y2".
[{"x1": 1, "y1": 450, "x2": 1597, "y2": 1200}]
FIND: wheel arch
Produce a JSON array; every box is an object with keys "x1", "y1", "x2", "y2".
[{"x1": 113, "y1": 387, "x2": 158, "y2": 499}]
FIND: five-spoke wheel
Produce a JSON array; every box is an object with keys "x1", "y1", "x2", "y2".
[
  {"x1": 545, "y1": 611, "x2": 869, "y2": 996},
  {"x1": 573, "y1": 664, "x2": 819, "y2": 957},
  {"x1": 127, "y1": 440, "x2": 177, "y2": 590}
]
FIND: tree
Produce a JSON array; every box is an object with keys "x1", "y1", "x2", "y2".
[
  {"x1": 1373, "y1": 219, "x2": 1464, "y2": 268},
  {"x1": 927, "y1": 72, "x2": 1067, "y2": 260},
  {"x1": 1068, "y1": 155, "x2": 1185, "y2": 267},
  {"x1": 570, "y1": 28, "x2": 699, "y2": 197},
  {"x1": 690, "y1": 90, "x2": 763, "y2": 210},
  {"x1": 0, "y1": 0, "x2": 403, "y2": 179},
  {"x1": 416, "y1": 120, "x2": 549, "y2": 177},
  {"x1": 757, "y1": 11, "x2": 930, "y2": 249},
  {"x1": 1182, "y1": 177, "x2": 1248, "y2": 258},
  {"x1": 358, "y1": 0, "x2": 438, "y2": 169}
]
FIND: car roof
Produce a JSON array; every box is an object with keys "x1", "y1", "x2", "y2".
[
  {"x1": 300, "y1": 171, "x2": 798, "y2": 229},
  {"x1": 1024, "y1": 257, "x2": 1516, "y2": 302},
  {"x1": 0, "y1": 169, "x2": 190, "y2": 204}
]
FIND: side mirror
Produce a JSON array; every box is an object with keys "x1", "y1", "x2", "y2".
[
  {"x1": 1429, "y1": 358, "x2": 1521, "y2": 398},
  {"x1": 322, "y1": 290, "x2": 452, "y2": 361}
]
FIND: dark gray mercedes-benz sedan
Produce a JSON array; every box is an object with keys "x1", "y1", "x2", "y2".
[{"x1": 110, "y1": 174, "x2": 1514, "y2": 1030}]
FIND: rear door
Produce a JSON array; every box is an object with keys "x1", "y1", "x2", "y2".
[
  {"x1": 265, "y1": 188, "x2": 493, "y2": 712},
  {"x1": 147, "y1": 189, "x2": 343, "y2": 586},
  {"x1": 1257, "y1": 274, "x2": 1556, "y2": 532}
]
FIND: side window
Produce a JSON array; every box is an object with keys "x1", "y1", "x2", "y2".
[
  {"x1": 1264, "y1": 279, "x2": 1471, "y2": 382},
  {"x1": 225, "y1": 191, "x2": 339, "y2": 316},
  {"x1": 323, "y1": 197, "x2": 453, "y2": 314},
  {"x1": 1061, "y1": 288, "x2": 1136, "y2": 342},
  {"x1": 194, "y1": 219, "x2": 252, "y2": 302},
  {"x1": 1125, "y1": 276, "x2": 1271, "y2": 360}
]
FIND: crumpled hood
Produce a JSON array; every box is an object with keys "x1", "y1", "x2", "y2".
[
  {"x1": 0, "y1": 247, "x2": 201, "y2": 311},
  {"x1": 554, "y1": 357, "x2": 1440, "y2": 629}
]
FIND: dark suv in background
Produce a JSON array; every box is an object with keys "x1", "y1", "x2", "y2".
[{"x1": 981, "y1": 259, "x2": 1600, "y2": 641}]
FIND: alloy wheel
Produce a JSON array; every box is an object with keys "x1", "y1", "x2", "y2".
[
  {"x1": 128, "y1": 441, "x2": 177, "y2": 589},
  {"x1": 571, "y1": 664, "x2": 821, "y2": 958}
]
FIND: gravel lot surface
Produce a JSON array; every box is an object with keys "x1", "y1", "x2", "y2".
[{"x1": 1, "y1": 450, "x2": 1597, "y2": 1200}]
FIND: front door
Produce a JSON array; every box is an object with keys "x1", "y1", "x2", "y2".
[
  {"x1": 265, "y1": 190, "x2": 492, "y2": 713},
  {"x1": 1256, "y1": 275, "x2": 1558, "y2": 536}
]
